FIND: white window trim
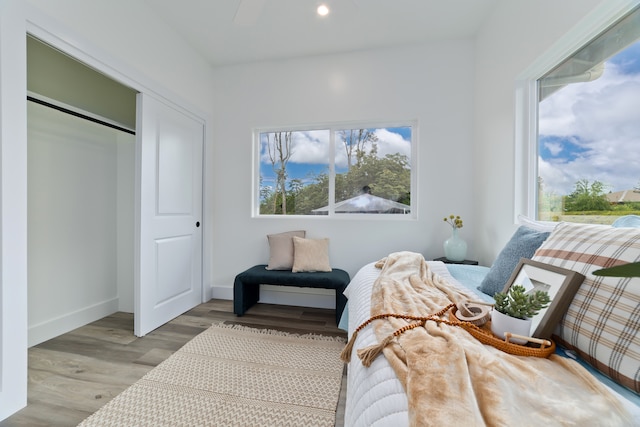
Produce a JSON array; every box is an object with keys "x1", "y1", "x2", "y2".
[
  {"x1": 252, "y1": 120, "x2": 418, "y2": 219},
  {"x1": 514, "y1": 0, "x2": 640, "y2": 223}
]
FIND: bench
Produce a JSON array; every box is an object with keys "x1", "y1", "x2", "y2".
[{"x1": 233, "y1": 265, "x2": 350, "y2": 326}]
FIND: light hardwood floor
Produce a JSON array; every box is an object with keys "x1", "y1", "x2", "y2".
[{"x1": 0, "y1": 299, "x2": 348, "y2": 427}]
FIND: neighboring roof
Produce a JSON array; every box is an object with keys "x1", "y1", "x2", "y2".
[
  {"x1": 312, "y1": 193, "x2": 410, "y2": 214},
  {"x1": 606, "y1": 189, "x2": 640, "y2": 203}
]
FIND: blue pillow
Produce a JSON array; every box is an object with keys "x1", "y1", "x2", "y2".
[
  {"x1": 478, "y1": 226, "x2": 550, "y2": 297},
  {"x1": 612, "y1": 215, "x2": 640, "y2": 228}
]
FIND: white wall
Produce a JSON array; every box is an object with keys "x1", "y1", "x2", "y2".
[
  {"x1": 211, "y1": 41, "x2": 477, "y2": 301},
  {"x1": 1, "y1": 0, "x2": 215, "y2": 420},
  {"x1": 0, "y1": 0, "x2": 29, "y2": 419},
  {"x1": 27, "y1": 102, "x2": 135, "y2": 346},
  {"x1": 472, "y1": 0, "x2": 623, "y2": 266},
  {"x1": 117, "y1": 132, "x2": 135, "y2": 312},
  {"x1": 23, "y1": 0, "x2": 217, "y2": 296}
]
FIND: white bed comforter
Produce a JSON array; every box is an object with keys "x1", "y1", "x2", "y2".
[
  {"x1": 343, "y1": 260, "x2": 640, "y2": 427},
  {"x1": 344, "y1": 261, "x2": 465, "y2": 426}
]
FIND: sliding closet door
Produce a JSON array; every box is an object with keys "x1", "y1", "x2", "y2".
[{"x1": 135, "y1": 93, "x2": 204, "y2": 337}]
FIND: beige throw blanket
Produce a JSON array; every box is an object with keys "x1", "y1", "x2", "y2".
[{"x1": 349, "y1": 251, "x2": 632, "y2": 427}]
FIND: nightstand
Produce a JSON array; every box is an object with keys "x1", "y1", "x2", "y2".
[{"x1": 433, "y1": 257, "x2": 479, "y2": 265}]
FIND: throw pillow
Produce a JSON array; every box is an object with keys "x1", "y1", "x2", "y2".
[
  {"x1": 532, "y1": 222, "x2": 640, "y2": 393},
  {"x1": 611, "y1": 214, "x2": 640, "y2": 228},
  {"x1": 265, "y1": 230, "x2": 306, "y2": 270},
  {"x1": 292, "y1": 236, "x2": 331, "y2": 273},
  {"x1": 517, "y1": 214, "x2": 558, "y2": 233},
  {"x1": 477, "y1": 226, "x2": 550, "y2": 297}
]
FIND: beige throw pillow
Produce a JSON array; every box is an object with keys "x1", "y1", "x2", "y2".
[
  {"x1": 266, "y1": 230, "x2": 306, "y2": 270},
  {"x1": 292, "y1": 236, "x2": 331, "y2": 272},
  {"x1": 532, "y1": 222, "x2": 640, "y2": 393}
]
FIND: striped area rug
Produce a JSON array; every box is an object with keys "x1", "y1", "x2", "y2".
[{"x1": 78, "y1": 323, "x2": 346, "y2": 427}]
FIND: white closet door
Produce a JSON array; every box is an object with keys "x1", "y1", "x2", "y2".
[{"x1": 135, "y1": 93, "x2": 203, "y2": 337}]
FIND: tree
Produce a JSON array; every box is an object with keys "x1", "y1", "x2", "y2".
[
  {"x1": 564, "y1": 179, "x2": 610, "y2": 211},
  {"x1": 265, "y1": 132, "x2": 293, "y2": 214},
  {"x1": 339, "y1": 129, "x2": 378, "y2": 170},
  {"x1": 258, "y1": 138, "x2": 411, "y2": 215}
]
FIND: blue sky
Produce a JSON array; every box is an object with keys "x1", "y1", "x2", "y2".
[
  {"x1": 260, "y1": 127, "x2": 411, "y2": 190},
  {"x1": 538, "y1": 40, "x2": 640, "y2": 195}
]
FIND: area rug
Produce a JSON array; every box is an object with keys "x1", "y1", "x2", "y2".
[{"x1": 78, "y1": 323, "x2": 346, "y2": 427}]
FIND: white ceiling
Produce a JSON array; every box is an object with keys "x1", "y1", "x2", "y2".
[{"x1": 144, "y1": 0, "x2": 499, "y2": 67}]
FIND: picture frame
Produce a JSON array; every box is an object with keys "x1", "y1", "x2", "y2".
[{"x1": 502, "y1": 258, "x2": 585, "y2": 339}]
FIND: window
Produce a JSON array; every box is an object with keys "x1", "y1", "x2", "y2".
[
  {"x1": 535, "y1": 6, "x2": 640, "y2": 224},
  {"x1": 256, "y1": 123, "x2": 414, "y2": 216}
]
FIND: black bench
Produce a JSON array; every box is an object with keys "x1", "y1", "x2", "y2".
[{"x1": 233, "y1": 265, "x2": 350, "y2": 326}]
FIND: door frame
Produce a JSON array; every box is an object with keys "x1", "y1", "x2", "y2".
[{"x1": 0, "y1": 6, "x2": 209, "y2": 420}]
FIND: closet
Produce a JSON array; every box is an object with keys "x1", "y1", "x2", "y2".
[{"x1": 27, "y1": 35, "x2": 137, "y2": 346}]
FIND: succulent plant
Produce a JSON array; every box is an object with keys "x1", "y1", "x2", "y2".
[{"x1": 493, "y1": 284, "x2": 550, "y2": 320}]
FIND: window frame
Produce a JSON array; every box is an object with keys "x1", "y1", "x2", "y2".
[
  {"x1": 252, "y1": 120, "x2": 418, "y2": 219},
  {"x1": 514, "y1": 0, "x2": 639, "y2": 222}
]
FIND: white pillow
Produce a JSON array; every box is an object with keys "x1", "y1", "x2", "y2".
[
  {"x1": 292, "y1": 236, "x2": 331, "y2": 273},
  {"x1": 532, "y1": 222, "x2": 640, "y2": 393},
  {"x1": 517, "y1": 214, "x2": 558, "y2": 233},
  {"x1": 265, "y1": 230, "x2": 306, "y2": 270}
]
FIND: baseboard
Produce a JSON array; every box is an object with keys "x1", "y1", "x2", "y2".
[
  {"x1": 28, "y1": 298, "x2": 119, "y2": 347},
  {"x1": 210, "y1": 285, "x2": 335, "y2": 309}
]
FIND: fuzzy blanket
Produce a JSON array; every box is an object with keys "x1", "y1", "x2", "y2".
[{"x1": 349, "y1": 251, "x2": 633, "y2": 427}]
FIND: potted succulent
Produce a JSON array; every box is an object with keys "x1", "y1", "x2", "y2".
[{"x1": 491, "y1": 285, "x2": 550, "y2": 344}]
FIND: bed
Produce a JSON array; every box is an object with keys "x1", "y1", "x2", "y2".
[{"x1": 340, "y1": 218, "x2": 640, "y2": 426}]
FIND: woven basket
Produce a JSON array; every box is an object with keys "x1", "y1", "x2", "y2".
[{"x1": 449, "y1": 307, "x2": 556, "y2": 358}]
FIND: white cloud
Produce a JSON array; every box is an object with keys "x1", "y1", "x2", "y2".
[
  {"x1": 260, "y1": 130, "x2": 330, "y2": 165},
  {"x1": 260, "y1": 127, "x2": 411, "y2": 169},
  {"x1": 289, "y1": 130, "x2": 330, "y2": 164},
  {"x1": 373, "y1": 128, "x2": 411, "y2": 158},
  {"x1": 543, "y1": 141, "x2": 564, "y2": 156},
  {"x1": 538, "y1": 62, "x2": 640, "y2": 195}
]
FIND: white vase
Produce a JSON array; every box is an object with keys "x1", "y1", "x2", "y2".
[
  {"x1": 490, "y1": 309, "x2": 532, "y2": 345},
  {"x1": 443, "y1": 228, "x2": 467, "y2": 261}
]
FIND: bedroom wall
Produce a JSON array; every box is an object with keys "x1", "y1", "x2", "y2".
[
  {"x1": 27, "y1": 101, "x2": 134, "y2": 346},
  {"x1": 1, "y1": 0, "x2": 215, "y2": 419},
  {"x1": 22, "y1": 0, "x2": 217, "y2": 295},
  {"x1": 211, "y1": 41, "x2": 477, "y2": 303},
  {"x1": 472, "y1": 0, "x2": 618, "y2": 266}
]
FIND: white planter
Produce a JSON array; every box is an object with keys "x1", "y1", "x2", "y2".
[{"x1": 490, "y1": 310, "x2": 532, "y2": 345}]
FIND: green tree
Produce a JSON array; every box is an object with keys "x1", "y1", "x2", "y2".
[
  {"x1": 564, "y1": 179, "x2": 610, "y2": 211},
  {"x1": 339, "y1": 129, "x2": 378, "y2": 170},
  {"x1": 259, "y1": 147, "x2": 410, "y2": 215},
  {"x1": 265, "y1": 131, "x2": 293, "y2": 214}
]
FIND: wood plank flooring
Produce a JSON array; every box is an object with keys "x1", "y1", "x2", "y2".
[{"x1": 0, "y1": 299, "x2": 348, "y2": 427}]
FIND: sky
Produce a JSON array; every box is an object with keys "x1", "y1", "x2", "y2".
[
  {"x1": 259, "y1": 127, "x2": 412, "y2": 190},
  {"x1": 538, "y1": 40, "x2": 640, "y2": 196}
]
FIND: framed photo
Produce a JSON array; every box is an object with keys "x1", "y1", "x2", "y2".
[{"x1": 502, "y1": 258, "x2": 584, "y2": 339}]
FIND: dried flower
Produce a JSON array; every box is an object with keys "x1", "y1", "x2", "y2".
[{"x1": 443, "y1": 214, "x2": 463, "y2": 229}]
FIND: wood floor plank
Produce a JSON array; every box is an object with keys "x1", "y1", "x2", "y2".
[
  {"x1": 66, "y1": 324, "x2": 138, "y2": 345},
  {"x1": 0, "y1": 299, "x2": 347, "y2": 427}
]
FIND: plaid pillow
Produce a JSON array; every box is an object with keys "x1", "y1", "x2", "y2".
[{"x1": 532, "y1": 222, "x2": 640, "y2": 393}]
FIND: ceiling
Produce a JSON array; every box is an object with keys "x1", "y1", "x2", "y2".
[{"x1": 143, "y1": 0, "x2": 499, "y2": 67}]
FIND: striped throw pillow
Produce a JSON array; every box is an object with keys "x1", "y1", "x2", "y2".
[{"x1": 532, "y1": 222, "x2": 640, "y2": 393}]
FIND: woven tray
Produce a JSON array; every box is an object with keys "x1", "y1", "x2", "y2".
[{"x1": 449, "y1": 307, "x2": 555, "y2": 358}]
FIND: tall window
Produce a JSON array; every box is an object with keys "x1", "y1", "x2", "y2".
[
  {"x1": 257, "y1": 124, "x2": 414, "y2": 216},
  {"x1": 536, "y1": 7, "x2": 640, "y2": 224}
]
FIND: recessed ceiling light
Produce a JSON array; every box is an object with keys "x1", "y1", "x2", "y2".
[{"x1": 317, "y1": 4, "x2": 330, "y2": 16}]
